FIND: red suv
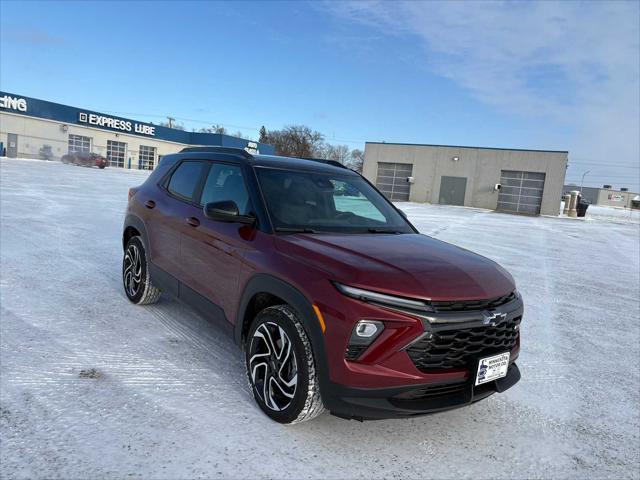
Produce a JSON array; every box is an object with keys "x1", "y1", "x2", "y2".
[{"x1": 122, "y1": 147, "x2": 522, "y2": 423}]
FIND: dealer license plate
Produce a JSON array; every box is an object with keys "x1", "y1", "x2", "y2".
[{"x1": 475, "y1": 352, "x2": 510, "y2": 386}]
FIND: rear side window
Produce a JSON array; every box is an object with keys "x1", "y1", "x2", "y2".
[{"x1": 167, "y1": 161, "x2": 208, "y2": 201}]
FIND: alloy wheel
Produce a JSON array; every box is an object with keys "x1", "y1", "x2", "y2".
[
  {"x1": 249, "y1": 321, "x2": 298, "y2": 411},
  {"x1": 123, "y1": 244, "x2": 143, "y2": 297}
]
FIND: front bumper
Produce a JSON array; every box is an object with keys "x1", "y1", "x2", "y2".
[{"x1": 325, "y1": 362, "x2": 521, "y2": 420}]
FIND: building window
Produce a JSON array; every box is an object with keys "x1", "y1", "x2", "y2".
[
  {"x1": 107, "y1": 140, "x2": 126, "y2": 168},
  {"x1": 375, "y1": 162, "x2": 413, "y2": 201},
  {"x1": 68, "y1": 134, "x2": 91, "y2": 153},
  {"x1": 139, "y1": 145, "x2": 156, "y2": 170}
]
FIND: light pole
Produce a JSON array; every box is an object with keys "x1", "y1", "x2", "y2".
[{"x1": 580, "y1": 170, "x2": 591, "y2": 194}]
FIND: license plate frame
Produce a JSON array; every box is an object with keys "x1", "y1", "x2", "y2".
[{"x1": 475, "y1": 352, "x2": 510, "y2": 386}]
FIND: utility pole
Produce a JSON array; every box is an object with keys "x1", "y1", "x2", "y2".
[
  {"x1": 580, "y1": 170, "x2": 591, "y2": 193},
  {"x1": 167, "y1": 116, "x2": 175, "y2": 129}
]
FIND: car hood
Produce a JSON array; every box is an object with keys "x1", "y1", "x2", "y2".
[{"x1": 275, "y1": 233, "x2": 515, "y2": 301}]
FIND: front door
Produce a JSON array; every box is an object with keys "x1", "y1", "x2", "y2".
[
  {"x1": 180, "y1": 162, "x2": 252, "y2": 317},
  {"x1": 439, "y1": 176, "x2": 467, "y2": 206},
  {"x1": 7, "y1": 134, "x2": 18, "y2": 158}
]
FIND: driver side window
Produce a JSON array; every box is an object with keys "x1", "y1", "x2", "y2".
[{"x1": 200, "y1": 163, "x2": 251, "y2": 215}]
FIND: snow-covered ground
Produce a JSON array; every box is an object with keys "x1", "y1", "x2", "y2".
[{"x1": 1, "y1": 158, "x2": 639, "y2": 479}]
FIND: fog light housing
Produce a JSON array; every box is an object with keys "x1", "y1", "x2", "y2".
[{"x1": 345, "y1": 320, "x2": 384, "y2": 361}]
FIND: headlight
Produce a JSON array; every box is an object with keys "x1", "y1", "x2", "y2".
[{"x1": 333, "y1": 282, "x2": 433, "y2": 313}]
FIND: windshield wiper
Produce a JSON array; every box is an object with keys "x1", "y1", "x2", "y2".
[
  {"x1": 275, "y1": 227, "x2": 317, "y2": 234},
  {"x1": 367, "y1": 228, "x2": 404, "y2": 234}
]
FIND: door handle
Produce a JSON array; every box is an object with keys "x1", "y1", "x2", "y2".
[
  {"x1": 145, "y1": 200, "x2": 156, "y2": 209},
  {"x1": 186, "y1": 217, "x2": 200, "y2": 227}
]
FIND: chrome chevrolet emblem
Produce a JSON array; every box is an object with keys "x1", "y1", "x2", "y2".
[{"x1": 482, "y1": 310, "x2": 507, "y2": 326}]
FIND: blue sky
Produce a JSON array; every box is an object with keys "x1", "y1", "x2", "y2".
[{"x1": 1, "y1": 1, "x2": 638, "y2": 189}]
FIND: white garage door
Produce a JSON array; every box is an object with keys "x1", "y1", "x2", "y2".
[
  {"x1": 375, "y1": 162, "x2": 413, "y2": 201},
  {"x1": 497, "y1": 170, "x2": 546, "y2": 214}
]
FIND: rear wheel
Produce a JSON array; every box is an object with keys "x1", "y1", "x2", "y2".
[
  {"x1": 246, "y1": 305, "x2": 325, "y2": 424},
  {"x1": 122, "y1": 236, "x2": 161, "y2": 305}
]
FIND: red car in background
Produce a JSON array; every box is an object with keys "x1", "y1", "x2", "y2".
[{"x1": 61, "y1": 151, "x2": 107, "y2": 169}]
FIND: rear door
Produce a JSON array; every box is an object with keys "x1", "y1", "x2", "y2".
[
  {"x1": 179, "y1": 162, "x2": 252, "y2": 317},
  {"x1": 145, "y1": 160, "x2": 209, "y2": 281}
]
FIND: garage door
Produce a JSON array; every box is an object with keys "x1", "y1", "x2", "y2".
[
  {"x1": 375, "y1": 162, "x2": 413, "y2": 201},
  {"x1": 497, "y1": 170, "x2": 546, "y2": 214},
  {"x1": 107, "y1": 140, "x2": 126, "y2": 168}
]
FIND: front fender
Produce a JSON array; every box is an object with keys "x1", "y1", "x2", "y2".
[{"x1": 235, "y1": 274, "x2": 330, "y2": 393}]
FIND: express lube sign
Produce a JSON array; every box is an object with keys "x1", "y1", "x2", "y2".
[{"x1": 78, "y1": 112, "x2": 156, "y2": 136}]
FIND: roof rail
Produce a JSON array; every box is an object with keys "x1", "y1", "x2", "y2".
[
  {"x1": 179, "y1": 146, "x2": 253, "y2": 159},
  {"x1": 303, "y1": 157, "x2": 350, "y2": 170}
]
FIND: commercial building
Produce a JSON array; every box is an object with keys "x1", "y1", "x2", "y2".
[
  {"x1": 563, "y1": 184, "x2": 640, "y2": 209},
  {"x1": 362, "y1": 142, "x2": 569, "y2": 216},
  {"x1": 0, "y1": 92, "x2": 273, "y2": 170}
]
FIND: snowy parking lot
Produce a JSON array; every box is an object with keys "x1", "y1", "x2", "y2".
[{"x1": 1, "y1": 158, "x2": 638, "y2": 479}]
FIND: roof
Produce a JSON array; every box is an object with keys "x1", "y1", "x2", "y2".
[
  {"x1": 365, "y1": 141, "x2": 568, "y2": 154},
  {"x1": 177, "y1": 147, "x2": 356, "y2": 175},
  {"x1": 252, "y1": 154, "x2": 355, "y2": 175}
]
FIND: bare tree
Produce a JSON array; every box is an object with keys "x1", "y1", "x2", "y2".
[
  {"x1": 263, "y1": 125, "x2": 325, "y2": 158},
  {"x1": 194, "y1": 124, "x2": 227, "y2": 134},
  {"x1": 159, "y1": 120, "x2": 185, "y2": 131},
  {"x1": 347, "y1": 149, "x2": 364, "y2": 172},
  {"x1": 322, "y1": 144, "x2": 350, "y2": 164}
]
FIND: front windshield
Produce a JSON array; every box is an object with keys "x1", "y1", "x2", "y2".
[{"x1": 256, "y1": 167, "x2": 413, "y2": 234}]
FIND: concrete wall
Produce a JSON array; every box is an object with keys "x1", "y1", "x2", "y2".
[
  {"x1": 363, "y1": 143, "x2": 568, "y2": 216},
  {"x1": 1, "y1": 113, "x2": 195, "y2": 169},
  {"x1": 597, "y1": 189, "x2": 639, "y2": 208}
]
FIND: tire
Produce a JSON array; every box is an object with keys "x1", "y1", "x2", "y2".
[
  {"x1": 122, "y1": 236, "x2": 161, "y2": 305},
  {"x1": 245, "y1": 305, "x2": 325, "y2": 424},
  {"x1": 99, "y1": 165, "x2": 105, "y2": 169}
]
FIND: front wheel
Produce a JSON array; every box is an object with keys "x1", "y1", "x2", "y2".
[
  {"x1": 246, "y1": 305, "x2": 325, "y2": 424},
  {"x1": 122, "y1": 236, "x2": 161, "y2": 305}
]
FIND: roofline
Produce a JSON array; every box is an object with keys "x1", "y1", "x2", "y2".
[
  {"x1": 365, "y1": 141, "x2": 569, "y2": 154},
  {"x1": 177, "y1": 148, "x2": 353, "y2": 172},
  {"x1": 179, "y1": 146, "x2": 253, "y2": 159}
]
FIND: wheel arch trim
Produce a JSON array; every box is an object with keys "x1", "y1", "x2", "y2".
[
  {"x1": 123, "y1": 214, "x2": 149, "y2": 251},
  {"x1": 235, "y1": 274, "x2": 330, "y2": 391}
]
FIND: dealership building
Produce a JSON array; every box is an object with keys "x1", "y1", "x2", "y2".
[
  {"x1": 362, "y1": 142, "x2": 569, "y2": 216},
  {"x1": 0, "y1": 92, "x2": 273, "y2": 170}
]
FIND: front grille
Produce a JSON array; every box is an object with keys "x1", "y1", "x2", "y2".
[
  {"x1": 430, "y1": 291, "x2": 516, "y2": 312},
  {"x1": 406, "y1": 316, "x2": 521, "y2": 371}
]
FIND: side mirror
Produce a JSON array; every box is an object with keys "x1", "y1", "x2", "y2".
[{"x1": 203, "y1": 201, "x2": 255, "y2": 225}]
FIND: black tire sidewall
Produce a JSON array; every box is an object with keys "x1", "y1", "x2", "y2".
[
  {"x1": 123, "y1": 237, "x2": 149, "y2": 304},
  {"x1": 246, "y1": 307, "x2": 312, "y2": 424}
]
